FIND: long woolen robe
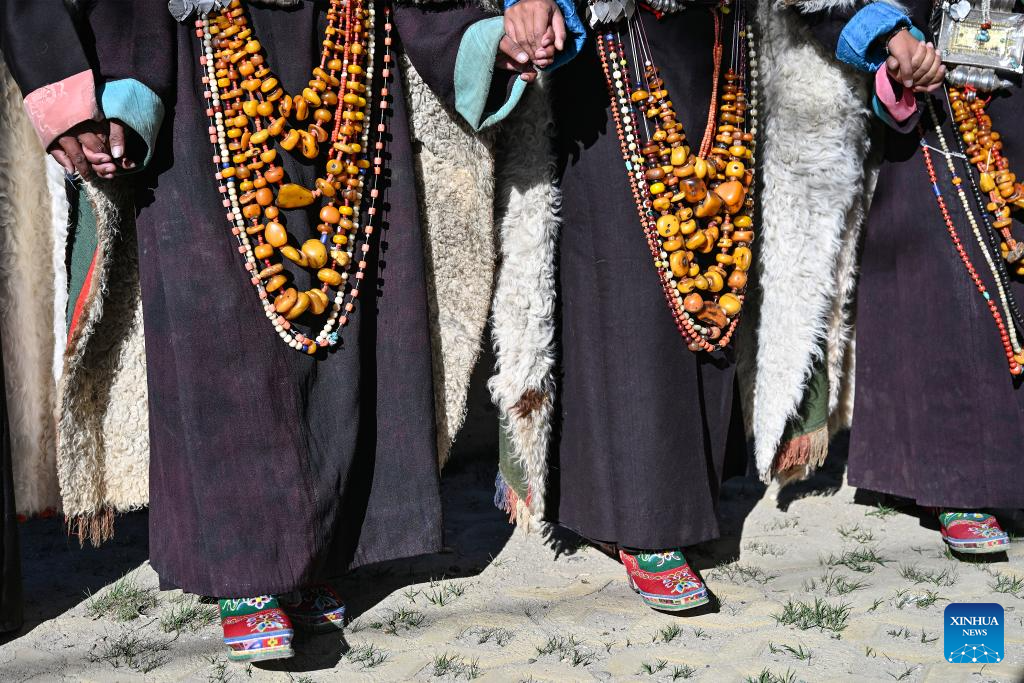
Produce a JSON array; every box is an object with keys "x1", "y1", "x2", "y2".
[
  {"x1": 805, "y1": 0, "x2": 1024, "y2": 507},
  {"x1": 547, "y1": 9, "x2": 740, "y2": 550},
  {"x1": 75, "y1": 0, "x2": 509, "y2": 598}
]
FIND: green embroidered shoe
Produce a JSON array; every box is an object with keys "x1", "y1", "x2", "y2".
[
  {"x1": 219, "y1": 596, "x2": 294, "y2": 662},
  {"x1": 620, "y1": 549, "x2": 710, "y2": 612}
]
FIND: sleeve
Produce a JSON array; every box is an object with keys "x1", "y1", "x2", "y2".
[
  {"x1": 75, "y1": 0, "x2": 177, "y2": 167},
  {"x1": 393, "y1": 2, "x2": 527, "y2": 131},
  {"x1": 0, "y1": 0, "x2": 101, "y2": 149},
  {"x1": 793, "y1": 0, "x2": 912, "y2": 73}
]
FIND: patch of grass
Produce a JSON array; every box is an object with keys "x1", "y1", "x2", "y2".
[
  {"x1": 692, "y1": 626, "x2": 710, "y2": 640},
  {"x1": 810, "y1": 570, "x2": 869, "y2": 597},
  {"x1": 346, "y1": 642, "x2": 389, "y2": 668},
  {"x1": 672, "y1": 664, "x2": 698, "y2": 680},
  {"x1": 425, "y1": 580, "x2": 468, "y2": 607},
  {"x1": 88, "y1": 629, "x2": 171, "y2": 674},
  {"x1": 820, "y1": 547, "x2": 890, "y2": 573},
  {"x1": 431, "y1": 652, "x2": 480, "y2": 679},
  {"x1": 837, "y1": 524, "x2": 875, "y2": 543},
  {"x1": 765, "y1": 518, "x2": 800, "y2": 531},
  {"x1": 159, "y1": 595, "x2": 218, "y2": 634},
  {"x1": 403, "y1": 587, "x2": 422, "y2": 603},
  {"x1": 990, "y1": 572, "x2": 1024, "y2": 596},
  {"x1": 768, "y1": 642, "x2": 813, "y2": 662},
  {"x1": 865, "y1": 646, "x2": 877, "y2": 658},
  {"x1": 888, "y1": 665, "x2": 917, "y2": 681},
  {"x1": 369, "y1": 607, "x2": 426, "y2": 634},
  {"x1": 866, "y1": 503, "x2": 899, "y2": 520},
  {"x1": 287, "y1": 676, "x2": 315, "y2": 683},
  {"x1": 206, "y1": 656, "x2": 232, "y2": 683},
  {"x1": 746, "y1": 541, "x2": 785, "y2": 557},
  {"x1": 658, "y1": 624, "x2": 683, "y2": 643},
  {"x1": 86, "y1": 575, "x2": 159, "y2": 622},
  {"x1": 536, "y1": 635, "x2": 595, "y2": 667},
  {"x1": 868, "y1": 598, "x2": 885, "y2": 612},
  {"x1": 920, "y1": 630, "x2": 939, "y2": 644},
  {"x1": 772, "y1": 598, "x2": 852, "y2": 635},
  {"x1": 898, "y1": 563, "x2": 958, "y2": 587},
  {"x1": 745, "y1": 668, "x2": 799, "y2": 683},
  {"x1": 713, "y1": 562, "x2": 779, "y2": 585},
  {"x1": 887, "y1": 626, "x2": 912, "y2": 640},
  {"x1": 639, "y1": 659, "x2": 668, "y2": 675},
  {"x1": 474, "y1": 627, "x2": 514, "y2": 647},
  {"x1": 892, "y1": 588, "x2": 944, "y2": 610}
]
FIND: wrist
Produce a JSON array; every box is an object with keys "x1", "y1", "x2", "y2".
[{"x1": 885, "y1": 26, "x2": 910, "y2": 55}]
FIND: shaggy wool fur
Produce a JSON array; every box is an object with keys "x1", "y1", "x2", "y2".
[
  {"x1": 488, "y1": 81, "x2": 560, "y2": 527},
  {"x1": 0, "y1": 62, "x2": 61, "y2": 516}
]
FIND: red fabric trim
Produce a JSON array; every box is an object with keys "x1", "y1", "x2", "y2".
[{"x1": 68, "y1": 247, "x2": 100, "y2": 343}]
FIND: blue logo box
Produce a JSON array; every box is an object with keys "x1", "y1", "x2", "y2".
[{"x1": 944, "y1": 603, "x2": 1004, "y2": 663}]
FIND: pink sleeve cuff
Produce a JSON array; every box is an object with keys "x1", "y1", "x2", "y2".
[
  {"x1": 875, "y1": 65, "x2": 917, "y2": 122},
  {"x1": 22, "y1": 70, "x2": 101, "y2": 150}
]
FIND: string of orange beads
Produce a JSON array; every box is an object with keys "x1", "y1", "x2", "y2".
[{"x1": 196, "y1": 0, "x2": 392, "y2": 353}]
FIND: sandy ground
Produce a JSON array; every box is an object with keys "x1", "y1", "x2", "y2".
[
  {"x1": 0, "y1": 441, "x2": 1022, "y2": 683},
  {"x1": 1, "y1": 358, "x2": 1022, "y2": 683}
]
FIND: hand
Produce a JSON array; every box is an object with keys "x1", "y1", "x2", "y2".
[
  {"x1": 498, "y1": 34, "x2": 543, "y2": 82},
  {"x1": 885, "y1": 29, "x2": 946, "y2": 94},
  {"x1": 48, "y1": 119, "x2": 136, "y2": 180},
  {"x1": 504, "y1": 0, "x2": 566, "y2": 69}
]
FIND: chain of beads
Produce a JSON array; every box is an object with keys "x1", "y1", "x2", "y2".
[
  {"x1": 948, "y1": 87, "x2": 1024, "y2": 275},
  {"x1": 595, "y1": 5, "x2": 756, "y2": 352},
  {"x1": 920, "y1": 99, "x2": 1022, "y2": 375},
  {"x1": 196, "y1": 0, "x2": 392, "y2": 353},
  {"x1": 940, "y1": 89, "x2": 1024, "y2": 336}
]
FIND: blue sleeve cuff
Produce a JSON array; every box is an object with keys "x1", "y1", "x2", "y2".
[
  {"x1": 504, "y1": 0, "x2": 587, "y2": 71},
  {"x1": 836, "y1": 2, "x2": 912, "y2": 72},
  {"x1": 98, "y1": 78, "x2": 165, "y2": 170},
  {"x1": 455, "y1": 16, "x2": 529, "y2": 130}
]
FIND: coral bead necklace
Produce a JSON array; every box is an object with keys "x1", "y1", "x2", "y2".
[
  {"x1": 195, "y1": 0, "x2": 393, "y2": 353},
  {"x1": 597, "y1": 0, "x2": 758, "y2": 352}
]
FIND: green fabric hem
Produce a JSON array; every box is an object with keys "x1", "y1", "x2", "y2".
[
  {"x1": 454, "y1": 16, "x2": 528, "y2": 131},
  {"x1": 66, "y1": 190, "x2": 98, "y2": 327}
]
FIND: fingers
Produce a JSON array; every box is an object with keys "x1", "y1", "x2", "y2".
[
  {"x1": 77, "y1": 131, "x2": 112, "y2": 165},
  {"x1": 552, "y1": 11, "x2": 566, "y2": 51},
  {"x1": 501, "y1": 27, "x2": 530, "y2": 66},
  {"x1": 57, "y1": 135, "x2": 92, "y2": 179},
  {"x1": 910, "y1": 42, "x2": 936, "y2": 83},
  {"x1": 108, "y1": 120, "x2": 126, "y2": 161},
  {"x1": 49, "y1": 148, "x2": 74, "y2": 174},
  {"x1": 915, "y1": 56, "x2": 946, "y2": 93},
  {"x1": 528, "y1": 3, "x2": 549, "y2": 60}
]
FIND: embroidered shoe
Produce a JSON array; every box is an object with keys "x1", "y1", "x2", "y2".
[
  {"x1": 939, "y1": 511, "x2": 1010, "y2": 554},
  {"x1": 619, "y1": 549, "x2": 710, "y2": 612},
  {"x1": 219, "y1": 596, "x2": 294, "y2": 662},
  {"x1": 280, "y1": 584, "x2": 346, "y2": 633}
]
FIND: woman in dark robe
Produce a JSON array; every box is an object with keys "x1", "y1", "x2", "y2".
[
  {"x1": 60, "y1": 0, "x2": 528, "y2": 662},
  {"x1": 503, "y1": 0, "x2": 746, "y2": 612},
  {"x1": 806, "y1": 0, "x2": 1021, "y2": 554}
]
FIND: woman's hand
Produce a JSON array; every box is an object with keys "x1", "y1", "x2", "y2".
[
  {"x1": 886, "y1": 29, "x2": 946, "y2": 93},
  {"x1": 49, "y1": 119, "x2": 136, "y2": 180},
  {"x1": 504, "y1": 0, "x2": 565, "y2": 69}
]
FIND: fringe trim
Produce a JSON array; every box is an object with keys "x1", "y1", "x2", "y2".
[
  {"x1": 768, "y1": 425, "x2": 829, "y2": 486},
  {"x1": 66, "y1": 506, "x2": 115, "y2": 547},
  {"x1": 493, "y1": 471, "x2": 533, "y2": 529}
]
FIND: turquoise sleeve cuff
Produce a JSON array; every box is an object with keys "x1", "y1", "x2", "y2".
[
  {"x1": 836, "y1": 2, "x2": 912, "y2": 72},
  {"x1": 503, "y1": 0, "x2": 587, "y2": 71},
  {"x1": 455, "y1": 16, "x2": 529, "y2": 130},
  {"x1": 98, "y1": 78, "x2": 165, "y2": 170}
]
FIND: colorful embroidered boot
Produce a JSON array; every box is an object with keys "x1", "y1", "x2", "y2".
[
  {"x1": 939, "y1": 511, "x2": 1010, "y2": 554},
  {"x1": 219, "y1": 596, "x2": 294, "y2": 662},
  {"x1": 619, "y1": 549, "x2": 710, "y2": 612},
  {"x1": 280, "y1": 584, "x2": 346, "y2": 633}
]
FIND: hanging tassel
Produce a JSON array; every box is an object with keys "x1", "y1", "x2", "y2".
[{"x1": 771, "y1": 426, "x2": 829, "y2": 485}]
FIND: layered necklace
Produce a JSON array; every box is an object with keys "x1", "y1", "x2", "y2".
[
  {"x1": 195, "y1": 0, "x2": 392, "y2": 353},
  {"x1": 920, "y1": 90, "x2": 1024, "y2": 374},
  {"x1": 596, "y1": 0, "x2": 758, "y2": 352}
]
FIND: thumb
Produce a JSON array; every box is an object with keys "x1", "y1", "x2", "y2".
[
  {"x1": 108, "y1": 120, "x2": 126, "y2": 160},
  {"x1": 885, "y1": 55, "x2": 900, "y2": 76},
  {"x1": 552, "y1": 11, "x2": 566, "y2": 51}
]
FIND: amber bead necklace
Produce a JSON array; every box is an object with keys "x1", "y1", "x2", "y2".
[
  {"x1": 196, "y1": 0, "x2": 393, "y2": 353},
  {"x1": 947, "y1": 87, "x2": 1024, "y2": 274},
  {"x1": 919, "y1": 97, "x2": 1024, "y2": 374},
  {"x1": 597, "y1": 0, "x2": 758, "y2": 352}
]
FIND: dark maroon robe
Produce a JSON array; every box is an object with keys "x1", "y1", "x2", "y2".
[
  {"x1": 548, "y1": 10, "x2": 740, "y2": 551},
  {"x1": 76, "y1": 0, "x2": 503, "y2": 598}
]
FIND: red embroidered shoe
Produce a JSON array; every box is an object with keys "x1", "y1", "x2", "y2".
[
  {"x1": 939, "y1": 511, "x2": 1010, "y2": 554},
  {"x1": 280, "y1": 584, "x2": 346, "y2": 633},
  {"x1": 219, "y1": 596, "x2": 294, "y2": 662},
  {"x1": 620, "y1": 549, "x2": 710, "y2": 612}
]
